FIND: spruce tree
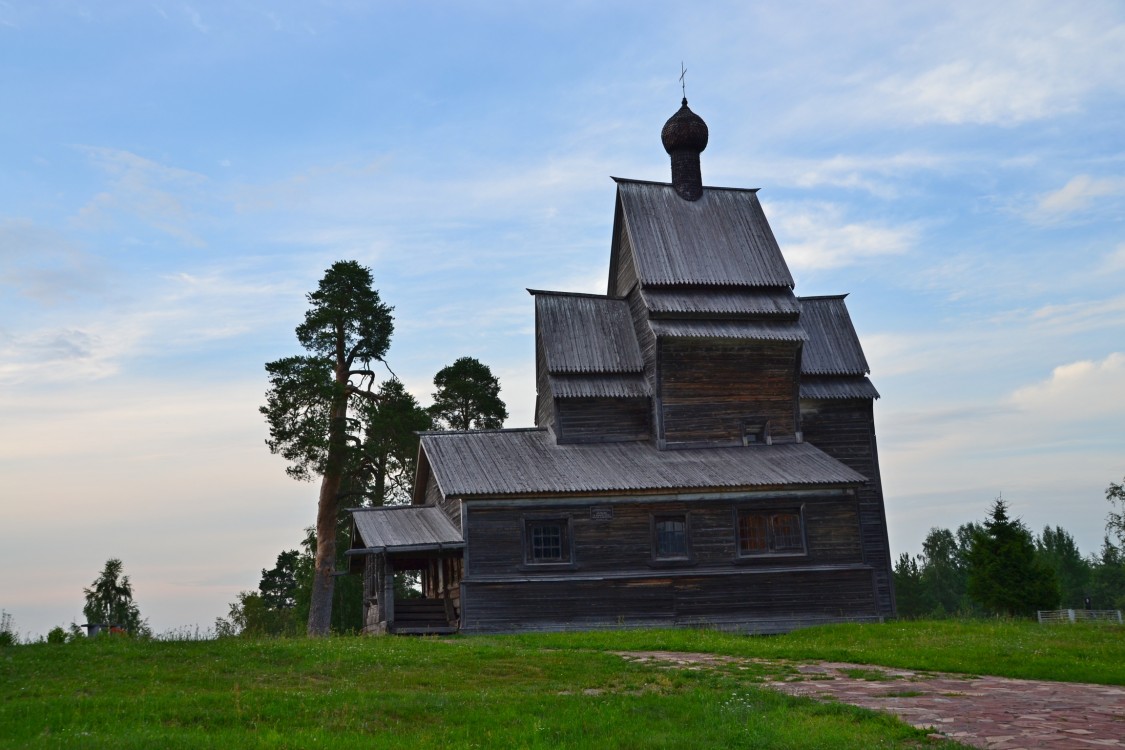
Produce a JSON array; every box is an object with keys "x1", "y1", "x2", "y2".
[{"x1": 967, "y1": 498, "x2": 1059, "y2": 616}]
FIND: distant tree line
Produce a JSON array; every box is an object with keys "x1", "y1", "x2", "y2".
[{"x1": 895, "y1": 480, "x2": 1125, "y2": 618}]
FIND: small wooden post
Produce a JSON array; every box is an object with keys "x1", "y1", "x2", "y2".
[{"x1": 383, "y1": 556, "x2": 395, "y2": 629}]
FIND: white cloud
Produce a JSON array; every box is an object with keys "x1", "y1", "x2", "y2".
[
  {"x1": 1034, "y1": 175, "x2": 1125, "y2": 221},
  {"x1": 1010, "y1": 352, "x2": 1125, "y2": 420},
  {"x1": 765, "y1": 202, "x2": 917, "y2": 270}
]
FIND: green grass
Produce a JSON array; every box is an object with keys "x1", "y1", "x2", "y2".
[
  {"x1": 507, "y1": 618, "x2": 1125, "y2": 685},
  {"x1": 5, "y1": 618, "x2": 1118, "y2": 748},
  {"x1": 2, "y1": 631, "x2": 946, "y2": 750}
]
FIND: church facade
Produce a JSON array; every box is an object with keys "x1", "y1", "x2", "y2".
[{"x1": 348, "y1": 99, "x2": 895, "y2": 634}]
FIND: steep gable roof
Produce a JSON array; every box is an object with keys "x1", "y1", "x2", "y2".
[
  {"x1": 612, "y1": 179, "x2": 795, "y2": 289},
  {"x1": 798, "y1": 295, "x2": 871, "y2": 376},
  {"x1": 532, "y1": 291, "x2": 643, "y2": 374}
]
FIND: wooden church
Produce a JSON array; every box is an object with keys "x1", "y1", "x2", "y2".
[{"x1": 347, "y1": 98, "x2": 896, "y2": 634}]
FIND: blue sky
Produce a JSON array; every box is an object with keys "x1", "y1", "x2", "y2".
[{"x1": 1, "y1": 1, "x2": 1123, "y2": 637}]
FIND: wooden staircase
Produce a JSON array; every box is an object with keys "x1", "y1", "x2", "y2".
[{"x1": 389, "y1": 598, "x2": 457, "y2": 635}]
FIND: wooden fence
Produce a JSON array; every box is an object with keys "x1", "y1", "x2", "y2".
[{"x1": 1036, "y1": 609, "x2": 1122, "y2": 625}]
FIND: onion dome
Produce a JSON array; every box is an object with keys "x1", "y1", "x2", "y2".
[{"x1": 661, "y1": 98, "x2": 709, "y2": 201}]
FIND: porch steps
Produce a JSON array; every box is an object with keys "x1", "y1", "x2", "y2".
[{"x1": 389, "y1": 598, "x2": 456, "y2": 635}]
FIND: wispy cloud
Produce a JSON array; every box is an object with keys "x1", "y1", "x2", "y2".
[
  {"x1": 0, "y1": 264, "x2": 304, "y2": 386},
  {"x1": 72, "y1": 147, "x2": 210, "y2": 246},
  {"x1": 184, "y1": 5, "x2": 208, "y2": 34},
  {"x1": 766, "y1": 202, "x2": 917, "y2": 270},
  {"x1": 0, "y1": 218, "x2": 106, "y2": 303},
  {"x1": 873, "y1": 4, "x2": 1125, "y2": 126},
  {"x1": 1033, "y1": 175, "x2": 1125, "y2": 222}
]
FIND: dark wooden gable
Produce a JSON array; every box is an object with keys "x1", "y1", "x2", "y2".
[
  {"x1": 532, "y1": 291, "x2": 651, "y2": 443},
  {"x1": 603, "y1": 179, "x2": 807, "y2": 449}
]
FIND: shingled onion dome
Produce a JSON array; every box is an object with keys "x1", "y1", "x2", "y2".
[{"x1": 661, "y1": 97, "x2": 709, "y2": 201}]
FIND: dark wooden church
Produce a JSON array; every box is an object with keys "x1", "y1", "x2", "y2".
[{"x1": 347, "y1": 99, "x2": 895, "y2": 634}]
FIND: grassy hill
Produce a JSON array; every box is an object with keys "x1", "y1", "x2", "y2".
[{"x1": 2, "y1": 620, "x2": 1121, "y2": 749}]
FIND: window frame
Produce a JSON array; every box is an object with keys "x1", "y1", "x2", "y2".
[
  {"x1": 735, "y1": 506, "x2": 807, "y2": 559},
  {"x1": 522, "y1": 516, "x2": 574, "y2": 566},
  {"x1": 650, "y1": 512, "x2": 692, "y2": 563}
]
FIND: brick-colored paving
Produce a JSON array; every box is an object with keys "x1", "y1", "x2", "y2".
[{"x1": 617, "y1": 652, "x2": 1125, "y2": 748}]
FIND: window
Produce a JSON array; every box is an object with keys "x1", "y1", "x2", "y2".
[
  {"x1": 653, "y1": 514, "x2": 689, "y2": 560},
  {"x1": 525, "y1": 519, "x2": 570, "y2": 564},
  {"x1": 738, "y1": 510, "x2": 805, "y2": 556}
]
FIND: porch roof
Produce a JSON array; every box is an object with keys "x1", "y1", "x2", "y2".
[{"x1": 348, "y1": 506, "x2": 464, "y2": 555}]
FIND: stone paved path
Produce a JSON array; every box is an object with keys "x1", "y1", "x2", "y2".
[{"x1": 617, "y1": 652, "x2": 1125, "y2": 749}]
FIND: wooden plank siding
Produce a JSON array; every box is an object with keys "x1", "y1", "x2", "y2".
[
  {"x1": 534, "y1": 338, "x2": 555, "y2": 432},
  {"x1": 458, "y1": 491, "x2": 876, "y2": 632},
  {"x1": 658, "y1": 338, "x2": 800, "y2": 447},
  {"x1": 460, "y1": 567, "x2": 877, "y2": 634},
  {"x1": 800, "y1": 397, "x2": 896, "y2": 616},
  {"x1": 555, "y1": 397, "x2": 650, "y2": 443},
  {"x1": 464, "y1": 494, "x2": 863, "y2": 577},
  {"x1": 427, "y1": 473, "x2": 460, "y2": 530}
]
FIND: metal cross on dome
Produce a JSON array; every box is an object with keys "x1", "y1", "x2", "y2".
[{"x1": 680, "y1": 62, "x2": 687, "y2": 98}]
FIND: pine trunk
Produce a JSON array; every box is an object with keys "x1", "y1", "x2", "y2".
[
  {"x1": 306, "y1": 471, "x2": 341, "y2": 636},
  {"x1": 307, "y1": 374, "x2": 350, "y2": 636}
]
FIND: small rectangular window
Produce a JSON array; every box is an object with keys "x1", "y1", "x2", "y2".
[
  {"x1": 525, "y1": 519, "x2": 570, "y2": 564},
  {"x1": 738, "y1": 510, "x2": 805, "y2": 556},
  {"x1": 653, "y1": 514, "x2": 689, "y2": 559}
]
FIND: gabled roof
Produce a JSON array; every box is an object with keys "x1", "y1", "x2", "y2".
[
  {"x1": 548, "y1": 373, "x2": 650, "y2": 399},
  {"x1": 650, "y1": 319, "x2": 807, "y2": 341},
  {"x1": 532, "y1": 291, "x2": 643, "y2": 374},
  {"x1": 800, "y1": 376, "x2": 880, "y2": 401},
  {"x1": 349, "y1": 506, "x2": 463, "y2": 554},
  {"x1": 642, "y1": 287, "x2": 800, "y2": 317},
  {"x1": 613, "y1": 179, "x2": 795, "y2": 288},
  {"x1": 798, "y1": 295, "x2": 871, "y2": 376},
  {"x1": 419, "y1": 428, "x2": 865, "y2": 498}
]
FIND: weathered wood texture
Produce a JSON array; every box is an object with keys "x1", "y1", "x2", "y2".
[
  {"x1": 612, "y1": 222, "x2": 639, "y2": 297},
  {"x1": 460, "y1": 567, "x2": 877, "y2": 633},
  {"x1": 658, "y1": 339, "x2": 800, "y2": 446},
  {"x1": 535, "y1": 339, "x2": 555, "y2": 431},
  {"x1": 555, "y1": 397, "x2": 650, "y2": 443},
  {"x1": 463, "y1": 494, "x2": 864, "y2": 579},
  {"x1": 425, "y1": 473, "x2": 459, "y2": 529},
  {"x1": 800, "y1": 397, "x2": 895, "y2": 616}
]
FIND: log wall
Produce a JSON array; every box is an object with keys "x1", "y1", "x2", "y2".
[
  {"x1": 659, "y1": 339, "x2": 800, "y2": 446},
  {"x1": 799, "y1": 397, "x2": 895, "y2": 616},
  {"x1": 459, "y1": 491, "x2": 877, "y2": 633},
  {"x1": 555, "y1": 397, "x2": 650, "y2": 443}
]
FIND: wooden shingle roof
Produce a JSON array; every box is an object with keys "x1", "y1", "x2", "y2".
[
  {"x1": 349, "y1": 506, "x2": 463, "y2": 554},
  {"x1": 798, "y1": 295, "x2": 871, "y2": 376},
  {"x1": 614, "y1": 179, "x2": 795, "y2": 288},
  {"x1": 800, "y1": 376, "x2": 880, "y2": 400},
  {"x1": 650, "y1": 319, "x2": 807, "y2": 341},
  {"x1": 532, "y1": 291, "x2": 643, "y2": 374},
  {"x1": 419, "y1": 429, "x2": 865, "y2": 498},
  {"x1": 641, "y1": 287, "x2": 800, "y2": 317}
]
